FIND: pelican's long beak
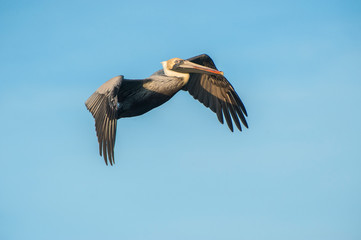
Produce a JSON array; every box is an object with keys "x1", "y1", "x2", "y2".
[{"x1": 174, "y1": 60, "x2": 224, "y2": 76}]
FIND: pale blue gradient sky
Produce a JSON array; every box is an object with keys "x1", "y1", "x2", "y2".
[{"x1": 1, "y1": 0, "x2": 361, "y2": 239}]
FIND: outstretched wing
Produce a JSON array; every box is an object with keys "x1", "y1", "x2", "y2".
[
  {"x1": 184, "y1": 54, "x2": 248, "y2": 132},
  {"x1": 85, "y1": 75, "x2": 123, "y2": 165}
]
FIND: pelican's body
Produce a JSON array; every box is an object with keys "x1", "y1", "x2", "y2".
[
  {"x1": 116, "y1": 74, "x2": 184, "y2": 118},
  {"x1": 86, "y1": 54, "x2": 248, "y2": 165}
]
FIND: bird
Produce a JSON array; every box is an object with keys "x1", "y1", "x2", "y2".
[{"x1": 85, "y1": 54, "x2": 248, "y2": 165}]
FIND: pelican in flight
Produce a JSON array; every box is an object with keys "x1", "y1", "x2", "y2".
[{"x1": 86, "y1": 54, "x2": 248, "y2": 165}]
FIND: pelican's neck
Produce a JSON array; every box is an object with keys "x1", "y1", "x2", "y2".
[{"x1": 161, "y1": 62, "x2": 190, "y2": 83}]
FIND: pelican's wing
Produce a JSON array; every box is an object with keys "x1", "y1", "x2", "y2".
[
  {"x1": 85, "y1": 76, "x2": 123, "y2": 165},
  {"x1": 183, "y1": 54, "x2": 248, "y2": 132}
]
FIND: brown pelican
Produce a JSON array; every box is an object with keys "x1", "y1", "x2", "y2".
[{"x1": 85, "y1": 54, "x2": 248, "y2": 165}]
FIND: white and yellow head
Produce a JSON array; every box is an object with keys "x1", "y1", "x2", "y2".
[{"x1": 161, "y1": 57, "x2": 223, "y2": 81}]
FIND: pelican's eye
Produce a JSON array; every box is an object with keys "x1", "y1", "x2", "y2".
[{"x1": 174, "y1": 59, "x2": 183, "y2": 67}]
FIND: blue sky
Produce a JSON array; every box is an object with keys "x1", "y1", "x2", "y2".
[{"x1": 1, "y1": 0, "x2": 360, "y2": 239}]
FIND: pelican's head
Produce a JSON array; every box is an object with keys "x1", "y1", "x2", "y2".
[{"x1": 161, "y1": 58, "x2": 224, "y2": 76}]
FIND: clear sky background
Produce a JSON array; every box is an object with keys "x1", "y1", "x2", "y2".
[{"x1": 1, "y1": 0, "x2": 360, "y2": 239}]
